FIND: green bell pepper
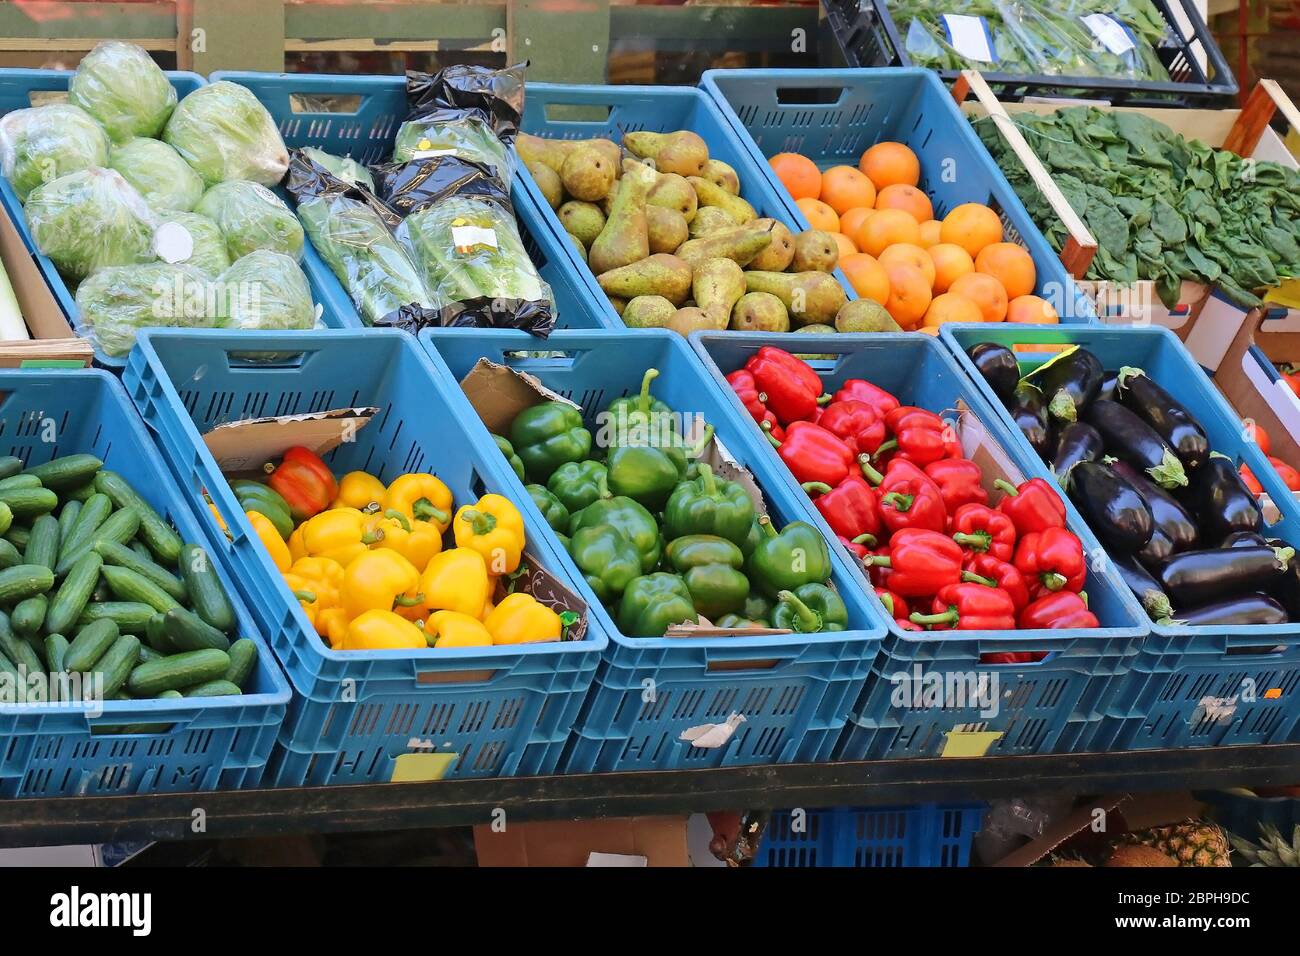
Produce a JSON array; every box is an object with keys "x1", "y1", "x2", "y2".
[
  {"x1": 509, "y1": 401, "x2": 592, "y2": 483},
  {"x1": 662, "y1": 463, "x2": 755, "y2": 547},
  {"x1": 739, "y1": 515, "x2": 764, "y2": 558},
  {"x1": 617, "y1": 572, "x2": 698, "y2": 636},
  {"x1": 605, "y1": 444, "x2": 681, "y2": 511},
  {"x1": 665, "y1": 534, "x2": 744, "y2": 571},
  {"x1": 741, "y1": 592, "x2": 774, "y2": 624},
  {"x1": 568, "y1": 525, "x2": 642, "y2": 602},
  {"x1": 746, "y1": 516, "x2": 833, "y2": 599},
  {"x1": 665, "y1": 534, "x2": 749, "y2": 619},
  {"x1": 771, "y1": 583, "x2": 848, "y2": 633},
  {"x1": 714, "y1": 613, "x2": 767, "y2": 629},
  {"x1": 492, "y1": 434, "x2": 526, "y2": 483},
  {"x1": 569, "y1": 495, "x2": 662, "y2": 572},
  {"x1": 547, "y1": 460, "x2": 610, "y2": 515},
  {"x1": 229, "y1": 480, "x2": 293, "y2": 538},
  {"x1": 604, "y1": 369, "x2": 675, "y2": 446},
  {"x1": 526, "y1": 484, "x2": 569, "y2": 532}
]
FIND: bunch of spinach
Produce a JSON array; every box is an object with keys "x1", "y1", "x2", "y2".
[{"x1": 974, "y1": 106, "x2": 1300, "y2": 308}]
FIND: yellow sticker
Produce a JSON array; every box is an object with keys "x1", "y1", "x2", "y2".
[
  {"x1": 1265, "y1": 279, "x2": 1300, "y2": 311},
  {"x1": 940, "y1": 731, "x2": 1003, "y2": 757},
  {"x1": 1265, "y1": 688, "x2": 1283, "y2": 700},
  {"x1": 417, "y1": 138, "x2": 432, "y2": 150},
  {"x1": 390, "y1": 752, "x2": 457, "y2": 782}
]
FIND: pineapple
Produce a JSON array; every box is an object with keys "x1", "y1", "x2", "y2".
[
  {"x1": 1121, "y1": 820, "x2": 1231, "y2": 867},
  {"x1": 1228, "y1": 824, "x2": 1300, "y2": 867}
]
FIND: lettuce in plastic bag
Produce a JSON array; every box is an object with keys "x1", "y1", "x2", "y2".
[
  {"x1": 300, "y1": 147, "x2": 375, "y2": 192},
  {"x1": 0, "y1": 104, "x2": 109, "y2": 201},
  {"x1": 108, "y1": 137, "x2": 204, "y2": 214},
  {"x1": 154, "y1": 211, "x2": 231, "y2": 277},
  {"x1": 68, "y1": 41, "x2": 177, "y2": 142},
  {"x1": 25, "y1": 167, "x2": 157, "y2": 280},
  {"x1": 76, "y1": 262, "x2": 225, "y2": 357},
  {"x1": 217, "y1": 250, "x2": 315, "y2": 330},
  {"x1": 163, "y1": 81, "x2": 289, "y2": 186},
  {"x1": 392, "y1": 116, "x2": 512, "y2": 177},
  {"x1": 194, "y1": 180, "x2": 304, "y2": 260}
]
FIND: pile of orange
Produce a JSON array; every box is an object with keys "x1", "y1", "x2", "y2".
[{"x1": 769, "y1": 144, "x2": 1059, "y2": 333}]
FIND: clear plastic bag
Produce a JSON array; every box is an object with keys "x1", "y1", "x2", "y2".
[
  {"x1": 300, "y1": 147, "x2": 375, "y2": 192},
  {"x1": 76, "y1": 262, "x2": 225, "y2": 357},
  {"x1": 0, "y1": 103, "x2": 109, "y2": 201},
  {"x1": 162, "y1": 80, "x2": 289, "y2": 187},
  {"x1": 108, "y1": 137, "x2": 204, "y2": 214},
  {"x1": 217, "y1": 249, "x2": 315, "y2": 331},
  {"x1": 194, "y1": 180, "x2": 304, "y2": 261},
  {"x1": 393, "y1": 115, "x2": 513, "y2": 179},
  {"x1": 67, "y1": 40, "x2": 177, "y2": 143},
  {"x1": 153, "y1": 211, "x2": 231, "y2": 277},
  {"x1": 25, "y1": 166, "x2": 157, "y2": 281}
]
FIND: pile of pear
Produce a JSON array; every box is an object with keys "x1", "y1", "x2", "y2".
[{"x1": 518, "y1": 130, "x2": 893, "y2": 336}]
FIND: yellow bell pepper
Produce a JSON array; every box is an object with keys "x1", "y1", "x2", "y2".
[
  {"x1": 206, "y1": 496, "x2": 229, "y2": 536},
  {"x1": 341, "y1": 548, "x2": 422, "y2": 621},
  {"x1": 483, "y1": 592, "x2": 562, "y2": 644},
  {"x1": 482, "y1": 597, "x2": 495, "y2": 619},
  {"x1": 283, "y1": 556, "x2": 344, "y2": 637},
  {"x1": 405, "y1": 547, "x2": 490, "y2": 620},
  {"x1": 366, "y1": 509, "x2": 443, "y2": 572},
  {"x1": 300, "y1": 507, "x2": 383, "y2": 562},
  {"x1": 287, "y1": 526, "x2": 307, "y2": 563},
  {"x1": 426, "y1": 610, "x2": 493, "y2": 648},
  {"x1": 453, "y1": 494, "x2": 525, "y2": 575},
  {"x1": 332, "y1": 470, "x2": 388, "y2": 513},
  {"x1": 247, "y1": 510, "x2": 291, "y2": 572},
  {"x1": 323, "y1": 609, "x2": 349, "y2": 649},
  {"x1": 339, "y1": 609, "x2": 427, "y2": 650},
  {"x1": 283, "y1": 572, "x2": 319, "y2": 628},
  {"x1": 386, "y1": 473, "x2": 453, "y2": 532}
]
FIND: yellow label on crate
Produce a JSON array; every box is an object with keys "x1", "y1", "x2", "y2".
[
  {"x1": 940, "y1": 731, "x2": 1003, "y2": 757},
  {"x1": 390, "y1": 752, "x2": 458, "y2": 782},
  {"x1": 1265, "y1": 278, "x2": 1300, "y2": 311}
]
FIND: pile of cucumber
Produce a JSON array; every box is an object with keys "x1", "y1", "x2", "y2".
[{"x1": 0, "y1": 453, "x2": 258, "y2": 706}]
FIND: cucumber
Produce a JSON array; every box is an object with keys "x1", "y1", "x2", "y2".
[
  {"x1": 45, "y1": 552, "x2": 102, "y2": 635},
  {"x1": 56, "y1": 499, "x2": 81, "y2": 543},
  {"x1": 23, "y1": 514, "x2": 60, "y2": 572},
  {"x1": 22, "y1": 632, "x2": 46, "y2": 667},
  {"x1": 11, "y1": 595, "x2": 46, "y2": 635},
  {"x1": 144, "y1": 613, "x2": 173, "y2": 653},
  {"x1": 223, "y1": 638, "x2": 258, "y2": 688},
  {"x1": 131, "y1": 540, "x2": 153, "y2": 561},
  {"x1": 95, "y1": 540, "x2": 187, "y2": 603},
  {"x1": 65, "y1": 618, "x2": 119, "y2": 673},
  {"x1": 94, "y1": 471, "x2": 182, "y2": 565},
  {"x1": 100, "y1": 565, "x2": 180, "y2": 614},
  {"x1": 0, "y1": 649, "x2": 19, "y2": 696},
  {"x1": 0, "y1": 487, "x2": 57, "y2": 518},
  {"x1": 156, "y1": 689, "x2": 183, "y2": 699},
  {"x1": 137, "y1": 644, "x2": 163, "y2": 664},
  {"x1": 4, "y1": 525, "x2": 29, "y2": 550},
  {"x1": 0, "y1": 457, "x2": 23, "y2": 480},
  {"x1": 0, "y1": 475, "x2": 41, "y2": 492},
  {"x1": 65, "y1": 482, "x2": 96, "y2": 504},
  {"x1": 77, "y1": 602, "x2": 156, "y2": 632},
  {"x1": 182, "y1": 679, "x2": 242, "y2": 698},
  {"x1": 94, "y1": 634, "x2": 140, "y2": 698},
  {"x1": 0, "y1": 501, "x2": 10, "y2": 537},
  {"x1": 0, "y1": 564, "x2": 54, "y2": 604},
  {"x1": 178, "y1": 543, "x2": 234, "y2": 633},
  {"x1": 44, "y1": 633, "x2": 68, "y2": 673},
  {"x1": 0, "y1": 539, "x2": 21, "y2": 570},
  {"x1": 127, "y1": 647, "x2": 229, "y2": 697},
  {"x1": 56, "y1": 507, "x2": 137, "y2": 576},
  {"x1": 24, "y1": 454, "x2": 102, "y2": 492},
  {"x1": 0, "y1": 613, "x2": 43, "y2": 676},
  {"x1": 162, "y1": 606, "x2": 230, "y2": 652},
  {"x1": 57, "y1": 493, "x2": 111, "y2": 565}
]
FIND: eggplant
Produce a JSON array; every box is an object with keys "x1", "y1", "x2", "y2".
[
  {"x1": 1265, "y1": 536, "x2": 1300, "y2": 618},
  {"x1": 1163, "y1": 593, "x2": 1288, "y2": 627},
  {"x1": 967, "y1": 342, "x2": 1020, "y2": 404},
  {"x1": 1136, "y1": 526, "x2": 1178, "y2": 571},
  {"x1": 1188, "y1": 452, "x2": 1263, "y2": 545},
  {"x1": 1024, "y1": 345, "x2": 1104, "y2": 424},
  {"x1": 1085, "y1": 400, "x2": 1188, "y2": 489},
  {"x1": 1008, "y1": 380, "x2": 1051, "y2": 460},
  {"x1": 1222, "y1": 531, "x2": 1269, "y2": 549},
  {"x1": 1109, "y1": 459, "x2": 1199, "y2": 555},
  {"x1": 1051, "y1": 422, "x2": 1104, "y2": 484},
  {"x1": 1113, "y1": 552, "x2": 1174, "y2": 621},
  {"x1": 1157, "y1": 545, "x2": 1294, "y2": 608},
  {"x1": 1066, "y1": 460, "x2": 1154, "y2": 553},
  {"x1": 1116, "y1": 366, "x2": 1209, "y2": 471},
  {"x1": 1096, "y1": 369, "x2": 1120, "y2": 404}
]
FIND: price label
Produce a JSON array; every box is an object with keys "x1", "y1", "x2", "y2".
[
  {"x1": 153, "y1": 221, "x2": 194, "y2": 264},
  {"x1": 941, "y1": 14, "x2": 996, "y2": 64},
  {"x1": 1081, "y1": 14, "x2": 1136, "y2": 55},
  {"x1": 451, "y1": 225, "x2": 499, "y2": 253}
]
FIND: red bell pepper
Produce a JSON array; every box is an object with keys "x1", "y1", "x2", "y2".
[
  {"x1": 745, "y1": 346, "x2": 828, "y2": 424},
  {"x1": 867, "y1": 528, "x2": 974, "y2": 597},
  {"x1": 765, "y1": 421, "x2": 854, "y2": 486},
  {"x1": 924, "y1": 457, "x2": 988, "y2": 514},
  {"x1": 981, "y1": 651, "x2": 1047, "y2": 664},
  {"x1": 267, "y1": 446, "x2": 337, "y2": 521},
  {"x1": 804, "y1": 475, "x2": 881, "y2": 540},
  {"x1": 1271, "y1": 457, "x2": 1300, "y2": 492},
  {"x1": 817, "y1": 400, "x2": 887, "y2": 455},
  {"x1": 837, "y1": 534, "x2": 875, "y2": 559},
  {"x1": 1013, "y1": 527, "x2": 1087, "y2": 595},
  {"x1": 726, "y1": 369, "x2": 784, "y2": 441},
  {"x1": 877, "y1": 458, "x2": 947, "y2": 535},
  {"x1": 994, "y1": 477, "x2": 1066, "y2": 536},
  {"x1": 910, "y1": 582, "x2": 1017, "y2": 631},
  {"x1": 874, "y1": 586, "x2": 909, "y2": 620},
  {"x1": 1019, "y1": 590, "x2": 1099, "y2": 629},
  {"x1": 950, "y1": 503, "x2": 1017, "y2": 563},
  {"x1": 1240, "y1": 464, "x2": 1264, "y2": 496},
  {"x1": 831, "y1": 378, "x2": 899, "y2": 419},
  {"x1": 876, "y1": 408, "x2": 960, "y2": 466},
  {"x1": 1254, "y1": 423, "x2": 1272, "y2": 455},
  {"x1": 963, "y1": 553, "x2": 1031, "y2": 612},
  {"x1": 897, "y1": 619, "x2": 925, "y2": 631},
  {"x1": 865, "y1": 544, "x2": 890, "y2": 587}
]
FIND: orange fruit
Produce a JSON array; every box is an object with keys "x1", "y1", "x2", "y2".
[
  {"x1": 917, "y1": 326, "x2": 941, "y2": 336},
  {"x1": 819, "y1": 165, "x2": 877, "y2": 216},
  {"x1": 855, "y1": 208, "x2": 920, "y2": 258},
  {"x1": 839, "y1": 252, "x2": 890, "y2": 304},
  {"x1": 859, "y1": 141, "x2": 920, "y2": 191},
  {"x1": 882, "y1": 262, "x2": 931, "y2": 329},
  {"x1": 839, "y1": 206, "x2": 875, "y2": 241},
  {"x1": 940, "y1": 203, "x2": 1003, "y2": 258},
  {"x1": 769, "y1": 152, "x2": 822, "y2": 201},
  {"x1": 975, "y1": 242, "x2": 1037, "y2": 300},
  {"x1": 875, "y1": 183, "x2": 934, "y2": 224},
  {"x1": 1007, "y1": 294, "x2": 1060, "y2": 324},
  {"x1": 796, "y1": 196, "x2": 840, "y2": 233},
  {"x1": 922, "y1": 292, "x2": 984, "y2": 327},
  {"x1": 831, "y1": 232, "x2": 858, "y2": 260},
  {"x1": 878, "y1": 243, "x2": 936, "y2": 288},
  {"x1": 927, "y1": 243, "x2": 975, "y2": 293},
  {"x1": 918, "y1": 220, "x2": 942, "y2": 247},
  {"x1": 948, "y1": 272, "x2": 1008, "y2": 324}
]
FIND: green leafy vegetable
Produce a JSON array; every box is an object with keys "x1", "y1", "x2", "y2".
[
  {"x1": 25, "y1": 167, "x2": 157, "y2": 281},
  {"x1": 76, "y1": 262, "x2": 224, "y2": 357},
  {"x1": 68, "y1": 40, "x2": 177, "y2": 143},
  {"x1": 217, "y1": 250, "x2": 315, "y2": 330},
  {"x1": 0, "y1": 104, "x2": 109, "y2": 201},
  {"x1": 163, "y1": 80, "x2": 288, "y2": 186},
  {"x1": 194, "y1": 180, "x2": 304, "y2": 260},
  {"x1": 108, "y1": 137, "x2": 204, "y2": 214},
  {"x1": 300, "y1": 147, "x2": 375, "y2": 192},
  {"x1": 155, "y1": 211, "x2": 231, "y2": 277}
]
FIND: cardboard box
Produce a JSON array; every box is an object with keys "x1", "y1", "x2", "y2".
[
  {"x1": 473, "y1": 816, "x2": 690, "y2": 867},
  {"x1": 0, "y1": 195, "x2": 90, "y2": 367}
]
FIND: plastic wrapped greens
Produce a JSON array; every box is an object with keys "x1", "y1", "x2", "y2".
[
  {"x1": 286, "y1": 152, "x2": 437, "y2": 326},
  {"x1": 77, "y1": 262, "x2": 224, "y2": 356},
  {"x1": 300, "y1": 147, "x2": 375, "y2": 192},
  {"x1": 25, "y1": 167, "x2": 157, "y2": 280},
  {"x1": 163, "y1": 80, "x2": 289, "y2": 186},
  {"x1": 194, "y1": 180, "x2": 304, "y2": 260},
  {"x1": 108, "y1": 137, "x2": 204, "y2": 214},
  {"x1": 217, "y1": 250, "x2": 316, "y2": 330},
  {"x1": 153, "y1": 211, "x2": 231, "y2": 277},
  {"x1": 0, "y1": 104, "x2": 109, "y2": 201},
  {"x1": 68, "y1": 41, "x2": 177, "y2": 142},
  {"x1": 392, "y1": 64, "x2": 525, "y2": 179}
]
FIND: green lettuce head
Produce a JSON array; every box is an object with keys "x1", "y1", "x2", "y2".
[
  {"x1": 68, "y1": 41, "x2": 177, "y2": 142},
  {"x1": 217, "y1": 250, "x2": 315, "y2": 330},
  {"x1": 25, "y1": 167, "x2": 157, "y2": 281},
  {"x1": 108, "y1": 137, "x2": 204, "y2": 214},
  {"x1": 77, "y1": 261, "x2": 224, "y2": 357},
  {"x1": 163, "y1": 81, "x2": 289, "y2": 186},
  {"x1": 153, "y1": 212, "x2": 231, "y2": 277},
  {"x1": 0, "y1": 103, "x2": 109, "y2": 201},
  {"x1": 194, "y1": 180, "x2": 303, "y2": 260}
]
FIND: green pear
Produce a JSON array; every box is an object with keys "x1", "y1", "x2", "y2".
[
  {"x1": 588, "y1": 159, "x2": 657, "y2": 275},
  {"x1": 688, "y1": 176, "x2": 755, "y2": 224},
  {"x1": 674, "y1": 223, "x2": 772, "y2": 269},
  {"x1": 744, "y1": 271, "x2": 848, "y2": 326},
  {"x1": 575, "y1": 138, "x2": 621, "y2": 175},
  {"x1": 529, "y1": 162, "x2": 563, "y2": 209},
  {"x1": 793, "y1": 325, "x2": 839, "y2": 359},
  {"x1": 729, "y1": 292, "x2": 790, "y2": 332},
  {"x1": 596, "y1": 253, "x2": 693, "y2": 305},
  {"x1": 516, "y1": 132, "x2": 572, "y2": 173},
  {"x1": 701, "y1": 159, "x2": 740, "y2": 195},
  {"x1": 622, "y1": 294, "x2": 677, "y2": 329},
  {"x1": 624, "y1": 130, "x2": 708, "y2": 178},
  {"x1": 792, "y1": 230, "x2": 839, "y2": 273},
  {"x1": 666, "y1": 305, "x2": 719, "y2": 337},
  {"x1": 693, "y1": 258, "x2": 746, "y2": 328},
  {"x1": 608, "y1": 295, "x2": 627, "y2": 316},
  {"x1": 558, "y1": 200, "x2": 606, "y2": 248},
  {"x1": 835, "y1": 299, "x2": 900, "y2": 333},
  {"x1": 568, "y1": 231, "x2": 587, "y2": 263},
  {"x1": 647, "y1": 205, "x2": 689, "y2": 255},
  {"x1": 648, "y1": 173, "x2": 697, "y2": 223},
  {"x1": 561, "y1": 147, "x2": 617, "y2": 202},
  {"x1": 689, "y1": 206, "x2": 738, "y2": 238},
  {"x1": 746, "y1": 218, "x2": 795, "y2": 272}
]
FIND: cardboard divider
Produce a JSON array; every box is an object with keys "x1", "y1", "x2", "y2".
[{"x1": 0, "y1": 195, "x2": 90, "y2": 367}]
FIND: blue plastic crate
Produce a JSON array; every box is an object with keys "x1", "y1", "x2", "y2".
[
  {"x1": 512, "y1": 82, "x2": 856, "y2": 328},
  {"x1": 698, "y1": 68, "x2": 1098, "y2": 325},
  {"x1": 690, "y1": 331, "x2": 1148, "y2": 760},
  {"x1": 0, "y1": 69, "x2": 358, "y2": 372},
  {"x1": 121, "y1": 328, "x2": 607, "y2": 786},
  {"x1": 209, "y1": 71, "x2": 613, "y2": 335},
  {"x1": 756, "y1": 803, "x2": 985, "y2": 867},
  {"x1": 940, "y1": 323, "x2": 1300, "y2": 751},
  {"x1": 0, "y1": 369, "x2": 290, "y2": 797},
  {"x1": 420, "y1": 328, "x2": 887, "y2": 773}
]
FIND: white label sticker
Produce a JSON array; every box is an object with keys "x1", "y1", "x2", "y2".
[
  {"x1": 413, "y1": 148, "x2": 457, "y2": 159},
  {"x1": 153, "y1": 221, "x2": 194, "y2": 264},
  {"x1": 942, "y1": 14, "x2": 996, "y2": 63},
  {"x1": 451, "y1": 225, "x2": 498, "y2": 251},
  {"x1": 1081, "y1": 14, "x2": 1136, "y2": 55}
]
